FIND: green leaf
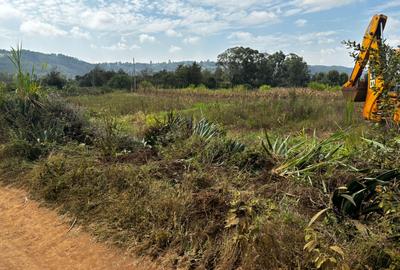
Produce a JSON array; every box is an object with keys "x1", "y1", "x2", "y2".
[{"x1": 340, "y1": 194, "x2": 357, "y2": 207}]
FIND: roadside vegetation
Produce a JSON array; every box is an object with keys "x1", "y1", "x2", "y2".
[{"x1": 0, "y1": 46, "x2": 399, "y2": 270}]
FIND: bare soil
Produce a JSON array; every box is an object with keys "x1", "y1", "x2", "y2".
[{"x1": 0, "y1": 186, "x2": 161, "y2": 270}]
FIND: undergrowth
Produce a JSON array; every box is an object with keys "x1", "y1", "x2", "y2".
[{"x1": 0, "y1": 47, "x2": 398, "y2": 270}]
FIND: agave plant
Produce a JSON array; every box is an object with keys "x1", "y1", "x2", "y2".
[
  {"x1": 144, "y1": 112, "x2": 192, "y2": 146},
  {"x1": 192, "y1": 118, "x2": 224, "y2": 141},
  {"x1": 332, "y1": 169, "x2": 399, "y2": 218},
  {"x1": 261, "y1": 131, "x2": 304, "y2": 162},
  {"x1": 262, "y1": 132, "x2": 344, "y2": 177}
]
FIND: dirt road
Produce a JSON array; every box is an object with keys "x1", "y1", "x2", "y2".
[{"x1": 0, "y1": 186, "x2": 160, "y2": 270}]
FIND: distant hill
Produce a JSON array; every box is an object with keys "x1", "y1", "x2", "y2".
[
  {"x1": 309, "y1": 65, "x2": 352, "y2": 75},
  {"x1": 0, "y1": 49, "x2": 92, "y2": 78},
  {"x1": 0, "y1": 49, "x2": 353, "y2": 78}
]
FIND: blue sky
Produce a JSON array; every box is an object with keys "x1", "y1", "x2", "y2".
[{"x1": 0, "y1": 0, "x2": 399, "y2": 66}]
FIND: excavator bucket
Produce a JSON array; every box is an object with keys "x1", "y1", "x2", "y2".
[{"x1": 342, "y1": 81, "x2": 367, "y2": 102}]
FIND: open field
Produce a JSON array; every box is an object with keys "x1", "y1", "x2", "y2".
[
  {"x1": 1, "y1": 87, "x2": 399, "y2": 269},
  {"x1": 68, "y1": 88, "x2": 366, "y2": 139}
]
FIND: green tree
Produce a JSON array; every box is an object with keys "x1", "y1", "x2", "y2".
[
  {"x1": 269, "y1": 51, "x2": 287, "y2": 87},
  {"x1": 175, "y1": 62, "x2": 202, "y2": 87},
  {"x1": 75, "y1": 66, "x2": 115, "y2": 87},
  {"x1": 283, "y1": 53, "x2": 310, "y2": 86},
  {"x1": 312, "y1": 72, "x2": 327, "y2": 83},
  {"x1": 326, "y1": 70, "x2": 340, "y2": 85},
  {"x1": 43, "y1": 70, "x2": 67, "y2": 89},
  {"x1": 339, "y1": 72, "x2": 349, "y2": 85},
  {"x1": 108, "y1": 73, "x2": 131, "y2": 89},
  {"x1": 217, "y1": 47, "x2": 265, "y2": 87}
]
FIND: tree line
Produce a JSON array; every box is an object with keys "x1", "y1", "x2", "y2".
[{"x1": 8, "y1": 46, "x2": 349, "y2": 90}]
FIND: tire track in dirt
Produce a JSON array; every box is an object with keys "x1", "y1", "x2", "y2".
[{"x1": 0, "y1": 186, "x2": 161, "y2": 270}]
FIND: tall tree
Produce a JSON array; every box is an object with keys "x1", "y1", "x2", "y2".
[
  {"x1": 327, "y1": 70, "x2": 340, "y2": 86},
  {"x1": 217, "y1": 47, "x2": 266, "y2": 87},
  {"x1": 269, "y1": 51, "x2": 287, "y2": 87},
  {"x1": 283, "y1": 54, "x2": 310, "y2": 87}
]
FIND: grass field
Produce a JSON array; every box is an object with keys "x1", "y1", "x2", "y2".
[
  {"x1": 1, "y1": 87, "x2": 399, "y2": 270},
  {"x1": 68, "y1": 88, "x2": 366, "y2": 138}
]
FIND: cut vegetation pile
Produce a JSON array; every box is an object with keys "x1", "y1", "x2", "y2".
[{"x1": 0, "y1": 47, "x2": 399, "y2": 269}]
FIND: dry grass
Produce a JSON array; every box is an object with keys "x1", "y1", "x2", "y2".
[
  {"x1": 1, "y1": 87, "x2": 398, "y2": 269},
  {"x1": 68, "y1": 88, "x2": 365, "y2": 137}
]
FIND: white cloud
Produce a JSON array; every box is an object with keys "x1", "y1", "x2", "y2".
[
  {"x1": 316, "y1": 46, "x2": 348, "y2": 64},
  {"x1": 84, "y1": 10, "x2": 115, "y2": 30},
  {"x1": 166, "y1": 29, "x2": 182, "y2": 37},
  {"x1": 320, "y1": 48, "x2": 336, "y2": 55},
  {"x1": 183, "y1": 36, "x2": 200, "y2": 44},
  {"x1": 139, "y1": 34, "x2": 156, "y2": 43},
  {"x1": 295, "y1": 19, "x2": 307, "y2": 27},
  {"x1": 285, "y1": 8, "x2": 302, "y2": 16},
  {"x1": 374, "y1": 1, "x2": 400, "y2": 11},
  {"x1": 4, "y1": 0, "x2": 361, "y2": 41},
  {"x1": 102, "y1": 36, "x2": 141, "y2": 50},
  {"x1": 228, "y1": 31, "x2": 287, "y2": 49},
  {"x1": 0, "y1": 2, "x2": 22, "y2": 20},
  {"x1": 241, "y1": 11, "x2": 278, "y2": 25},
  {"x1": 20, "y1": 20, "x2": 67, "y2": 37},
  {"x1": 293, "y1": 0, "x2": 359, "y2": 13},
  {"x1": 296, "y1": 31, "x2": 336, "y2": 45},
  {"x1": 0, "y1": 0, "x2": 370, "y2": 65},
  {"x1": 142, "y1": 19, "x2": 178, "y2": 33},
  {"x1": 228, "y1": 30, "x2": 337, "y2": 49},
  {"x1": 70, "y1": 26, "x2": 91, "y2": 39},
  {"x1": 169, "y1": 45, "x2": 182, "y2": 53},
  {"x1": 385, "y1": 18, "x2": 400, "y2": 47}
]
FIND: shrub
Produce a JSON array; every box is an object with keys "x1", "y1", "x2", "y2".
[
  {"x1": 139, "y1": 80, "x2": 156, "y2": 92},
  {"x1": 42, "y1": 70, "x2": 67, "y2": 89},
  {"x1": 108, "y1": 73, "x2": 131, "y2": 90},
  {"x1": 144, "y1": 113, "x2": 192, "y2": 147},
  {"x1": 195, "y1": 84, "x2": 208, "y2": 91},
  {"x1": 308, "y1": 81, "x2": 341, "y2": 91},
  {"x1": 232, "y1": 84, "x2": 251, "y2": 91},
  {"x1": 94, "y1": 113, "x2": 143, "y2": 159},
  {"x1": 0, "y1": 93, "x2": 92, "y2": 159},
  {"x1": 308, "y1": 81, "x2": 329, "y2": 91},
  {"x1": 259, "y1": 84, "x2": 272, "y2": 91}
]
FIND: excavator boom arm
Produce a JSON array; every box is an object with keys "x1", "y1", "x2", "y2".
[{"x1": 344, "y1": 14, "x2": 387, "y2": 88}]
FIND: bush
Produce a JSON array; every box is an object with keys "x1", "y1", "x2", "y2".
[
  {"x1": 42, "y1": 70, "x2": 67, "y2": 89},
  {"x1": 108, "y1": 73, "x2": 131, "y2": 90},
  {"x1": 139, "y1": 80, "x2": 155, "y2": 91},
  {"x1": 232, "y1": 84, "x2": 251, "y2": 91},
  {"x1": 0, "y1": 93, "x2": 92, "y2": 159},
  {"x1": 195, "y1": 84, "x2": 208, "y2": 91},
  {"x1": 94, "y1": 113, "x2": 143, "y2": 159},
  {"x1": 308, "y1": 81, "x2": 341, "y2": 91},
  {"x1": 259, "y1": 84, "x2": 272, "y2": 91}
]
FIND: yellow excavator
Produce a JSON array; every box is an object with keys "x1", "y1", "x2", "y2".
[{"x1": 342, "y1": 14, "x2": 400, "y2": 122}]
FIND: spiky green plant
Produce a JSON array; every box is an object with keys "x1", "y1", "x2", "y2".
[
  {"x1": 332, "y1": 169, "x2": 399, "y2": 218},
  {"x1": 263, "y1": 132, "x2": 344, "y2": 178},
  {"x1": 261, "y1": 131, "x2": 304, "y2": 162},
  {"x1": 192, "y1": 118, "x2": 224, "y2": 141}
]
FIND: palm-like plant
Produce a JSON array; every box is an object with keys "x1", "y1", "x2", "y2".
[{"x1": 262, "y1": 131, "x2": 344, "y2": 177}]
